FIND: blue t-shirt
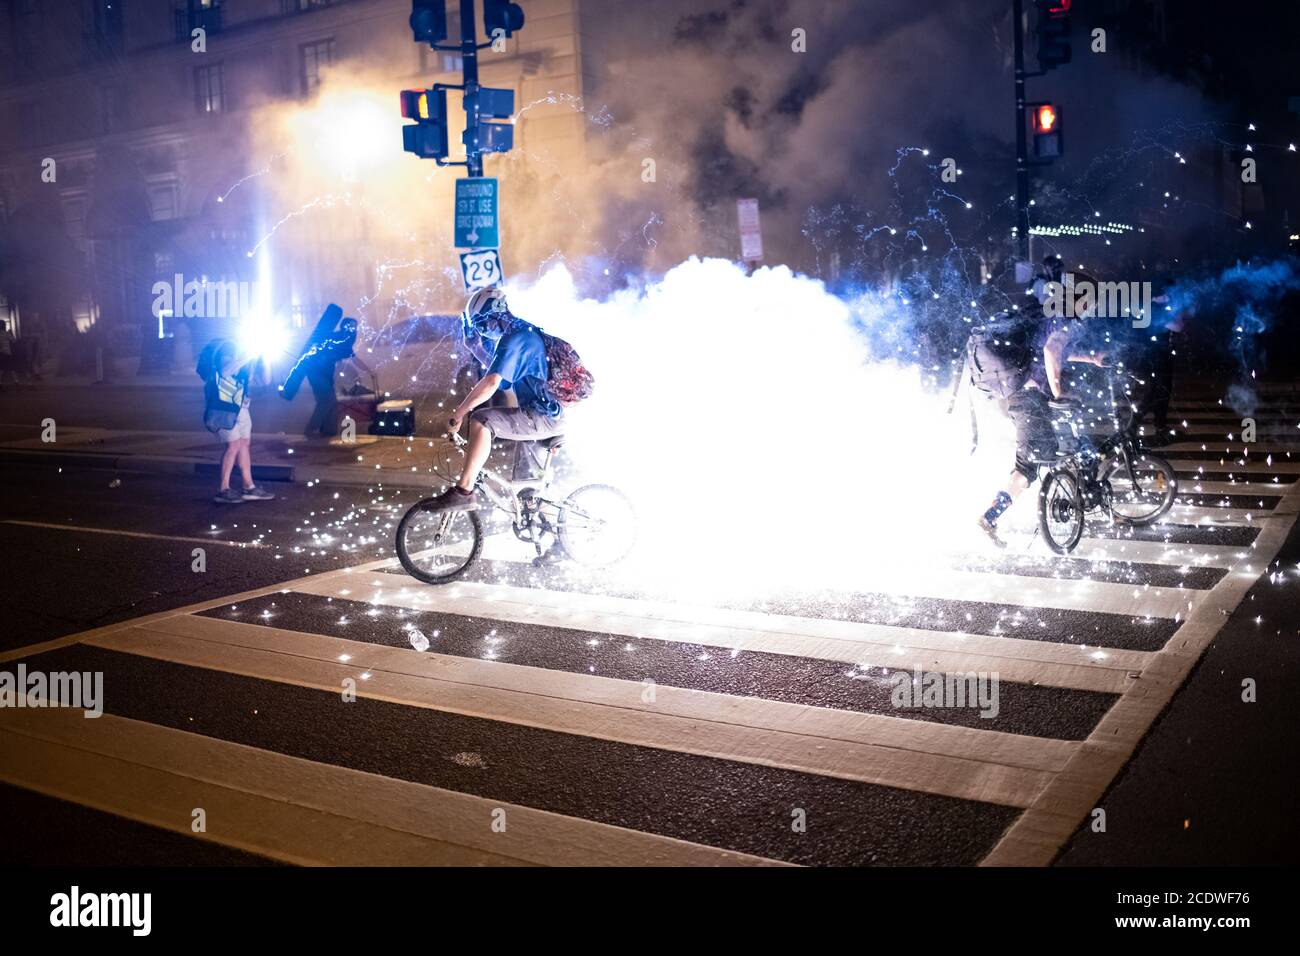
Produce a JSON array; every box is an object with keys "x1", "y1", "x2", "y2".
[{"x1": 488, "y1": 321, "x2": 559, "y2": 417}]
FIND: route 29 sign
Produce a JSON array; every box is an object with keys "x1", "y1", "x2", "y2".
[{"x1": 459, "y1": 249, "x2": 503, "y2": 292}]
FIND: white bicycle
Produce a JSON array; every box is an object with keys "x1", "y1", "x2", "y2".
[{"x1": 395, "y1": 432, "x2": 637, "y2": 584}]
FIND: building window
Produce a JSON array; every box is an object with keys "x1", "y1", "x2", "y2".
[
  {"x1": 195, "y1": 63, "x2": 225, "y2": 113},
  {"x1": 300, "y1": 38, "x2": 335, "y2": 95},
  {"x1": 148, "y1": 182, "x2": 179, "y2": 222},
  {"x1": 176, "y1": 0, "x2": 223, "y2": 41}
]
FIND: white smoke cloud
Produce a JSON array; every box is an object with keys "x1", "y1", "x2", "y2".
[{"x1": 506, "y1": 256, "x2": 1015, "y2": 599}]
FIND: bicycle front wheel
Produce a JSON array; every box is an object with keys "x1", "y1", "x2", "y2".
[
  {"x1": 1039, "y1": 470, "x2": 1085, "y2": 555},
  {"x1": 396, "y1": 502, "x2": 483, "y2": 584},
  {"x1": 1103, "y1": 451, "x2": 1177, "y2": 525},
  {"x1": 557, "y1": 484, "x2": 637, "y2": 568}
]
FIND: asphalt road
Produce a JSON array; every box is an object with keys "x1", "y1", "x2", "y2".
[
  {"x1": 0, "y1": 374, "x2": 456, "y2": 439},
  {"x1": 1, "y1": 393, "x2": 1298, "y2": 865}
]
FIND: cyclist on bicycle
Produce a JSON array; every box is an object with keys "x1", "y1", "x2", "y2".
[
  {"x1": 423, "y1": 287, "x2": 566, "y2": 513},
  {"x1": 975, "y1": 268, "x2": 1107, "y2": 547}
]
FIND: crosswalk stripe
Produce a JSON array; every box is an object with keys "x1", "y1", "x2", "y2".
[
  {"x1": 428, "y1": 530, "x2": 1232, "y2": 584},
  {"x1": 982, "y1": 478, "x2": 1300, "y2": 865},
  {"x1": 1163, "y1": 443, "x2": 1300, "y2": 457},
  {"x1": 90, "y1": 617, "x2": 1068, "y2": 808},
  {"x1": 1175, "y1": 480, "x2": 1286, "y2": 496},
  {"x1": 380, "y1": 552, "x2": 1198, "y2": 620},
  {"x1": 1167, "y1": 457, "x2": 1300, "y2": 473},
  {"x1": 290, "y1": 572, "x2": 1154, "y2": 690},
  {"x1": 1160, "y1": 504, "x2": 1262, "y2": 524},
  {"x1": 0, "y1": 707, "x2": 779, "y2": 866},
  {"x1": 995, "y1": 533, "x2": 1245, "y2": 569},
  {"x1": 1173, "y1": 470, "x2": 1296, "y2": 485},
  {"x1": 1167, "y1": 429, "x2": 1299, "y2": 440}
]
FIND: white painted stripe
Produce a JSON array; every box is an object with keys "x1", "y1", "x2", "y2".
[
  {"x1": 1169, "y1": 458, "x2": 1300, "y2": 474},
  {"x1": 1, "y1": 519, "x2": 265, "y2": 549},
  {"x1": 861, "y1": 565, "x2": 1198, "y2": 618},
  {"x1": 0, "y1": 708, "x2": 779, "y2": 866},
  {"x1": 995, "y1": 533, "x2": 1246, "y2": 569},
  {"x1": 396, "y1": 543, "x2": 1197, "y2": 619},
  {"x1": 0, "y1": 553, "x2": 399, "y2": 665},
  {"x1": 1174, "y1": 480, "x2": 1286, "y2": 496},
  {"x1": 983, "y1": 477, "x2": 1300, "y2": 865},
  {"x1": 289, "y1": 572, "x2": 1152, "y2": 692},
  {"x1": 1163, "y1": 442, "x2": 1300, "y2": 457},
  {"x1": 1161, "y1": 504, "x2": 1261, "y2": 524},
  {"x1": 92, "y1": 619, "x2": 1067, "y2": 808}
]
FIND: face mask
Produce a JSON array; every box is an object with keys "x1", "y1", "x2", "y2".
[{"x1": 475, "y1": 315, "x2": 507, "y2": 344}]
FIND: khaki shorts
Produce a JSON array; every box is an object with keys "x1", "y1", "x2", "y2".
[{"x1": 469, "y1": 406, "x2": 564, "y2": 442}]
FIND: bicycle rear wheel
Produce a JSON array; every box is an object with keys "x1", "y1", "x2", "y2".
[
  {"x1": 557, "y1": 484, "x2": 637, "y2": 568},
  {"x1": 1103, "y1": 450, "x2": 1177, "y2": 525},
  {"x1": 396, "y1": 502, "x2": 483, "y2": 584},
  {"x1": 1039, "y1": 470, "x2": 1085, "y2": 554}
]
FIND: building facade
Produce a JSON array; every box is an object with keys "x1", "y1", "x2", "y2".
[{"x1": 0, "y1": 0, "x2": 589, "y2": 367}]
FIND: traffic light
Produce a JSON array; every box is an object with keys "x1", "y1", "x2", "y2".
[
  {"x1": 483, "y1": 0, "x2": 525, "y2": 38},
  {"x1": 409, "y1": 0, "x2": 447, "y2": 45},
  {"x1": 401, "y1": 87, "x2": 449, "y2": 159},
  {"x1": 462, "y1": 120, "x2": 513, "y2": 155},
  {"x1": 1028, "y1": 101, "x2": 1062, "y2": 159},
  {"x1": 462, "y1": 86, "x2": 515, "y2": 156},
  {"x1": 1034, "y1": 0, "x2": 1071, "y2": 71}
]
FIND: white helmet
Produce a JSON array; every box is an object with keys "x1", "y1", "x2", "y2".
[{"x1": 463, "y1": 286, "x2": 509, "y2": 331}]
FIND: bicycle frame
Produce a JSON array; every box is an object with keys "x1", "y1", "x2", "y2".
[{"x1": 456, "y1": 437, "x2": 569, "y2": 550}]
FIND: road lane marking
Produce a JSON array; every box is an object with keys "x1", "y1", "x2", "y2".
[
  {"x1": 0, "y1": 707, "x2": 778, "y2": 866},
  {"x1": 1, "y1": 519, "x2": 263, "y2": 549},
  {"x1": 91, "y1": 618, "x2": 1067, "y2": 808},
  {"x1": 981, "y1": 476, "x2": 1300, "y2": 865},
  {"x1": 291, "y1": 573, "x2": 1154, "y2": 692},
  {"x1": 0, "y1": 553, "x2": 397, "y2": 665}
]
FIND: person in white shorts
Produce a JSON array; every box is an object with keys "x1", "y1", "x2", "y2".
[{"x1": 203, "y1": 340, "x2": 275, "y2": 505}]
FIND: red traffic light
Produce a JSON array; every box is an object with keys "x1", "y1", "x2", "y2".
[
  {"x1": 400, "y1": 89, "x2": 428, "y2": 120},
  {"x1": 1034, "y1": 104, "x2": 1058, "y2": 133},
  {"x1": 1047, "y1": 0, "x2": 1071, "y2": 15}
]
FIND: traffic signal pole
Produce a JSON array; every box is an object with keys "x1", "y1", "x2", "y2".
[
  {"x1": 459, "y1": 0, "x2": 483, "y2": 178},
  {"x1": 1013, "y1": 0, "x2": 1031, "y2": 262}
]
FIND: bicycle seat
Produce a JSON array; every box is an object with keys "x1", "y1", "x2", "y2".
[{"x1": 538, "y1": 435, "x2": 566, "y2": 451}]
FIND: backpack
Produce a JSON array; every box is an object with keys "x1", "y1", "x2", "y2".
[
  {"x1": 538, "y1": 330, "x2": 594, "y2": 406},
  {"x1": 966, "y1": 312, "x2": 1037, "y2": 399}
]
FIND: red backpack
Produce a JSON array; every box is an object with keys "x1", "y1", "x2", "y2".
[{"x1": 539, "y1": 330, "x2": 594, "y2": 406}]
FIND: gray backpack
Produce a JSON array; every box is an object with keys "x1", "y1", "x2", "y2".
[{"x1": 966, "y1": 313, "x2": 1036, "y2": 399}]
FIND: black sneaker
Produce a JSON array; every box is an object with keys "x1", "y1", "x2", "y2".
[
  {"x1": 214, "y1": 488, "x2": 244, "y2": 505},
  {"x1": 241, "y1": 484, "x2": 275, "y2": 501},
  {"x1": 421, "y1": 486, "x2": 479, "y2": 513}
]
